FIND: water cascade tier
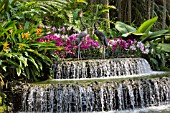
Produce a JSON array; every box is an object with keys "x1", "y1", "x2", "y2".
[
  {"x1": 14, "y1": 77, "x2": 170, "y2": 112},
  {"x1": 53, "y1": 58, "x2": 152, "y2": 79}
]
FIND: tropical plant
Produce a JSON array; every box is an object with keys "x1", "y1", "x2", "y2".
[
  {"x1": 0, "y1": 20, "x2": 58, "y2": 82},
  {"x1": 114, "y1": 17, "x2": 170, "y2": 70},
  {"x1": 114, "y1": 17, "x2": 169, "y2": 42},
  {"x1": 17, "y1": 0, "x2": 69, "y2": 25}
]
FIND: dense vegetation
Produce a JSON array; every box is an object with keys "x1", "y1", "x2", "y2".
[{"x1": 0, "y1": 0, "x2": 170, "y2": 111}]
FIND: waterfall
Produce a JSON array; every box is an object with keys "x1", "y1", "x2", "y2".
[
  {"x1": 15, "y1": 77, "x2": 170, "y2": 112},
  {"x1": 13, "y1": 58, "x2": 169, "y2": 112},
  {"x1": 53, "y1": 58, "x2": 153, "y2": 79}
]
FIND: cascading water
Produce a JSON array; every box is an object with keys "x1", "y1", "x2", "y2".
[
  {"x1": 13, "y1": 58, "x2": 170, "y2": 112},
  {"x1": 15, "y1": 77, "x2": 170, "y2": 112},
  {"x1": 53, "y1": 58, "x2": 153, "y2": 79}
]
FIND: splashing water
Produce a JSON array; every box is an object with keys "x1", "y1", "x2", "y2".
[{"x1": 16, "y1": 77, "x2": 170, "y2": 112}]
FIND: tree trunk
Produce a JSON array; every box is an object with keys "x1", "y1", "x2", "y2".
[
  {"x1": 162, "y1": 0, "x2": 166, "y2": 43},
  {"x1": 102, "y1": 0, "x2": 110, "y2": 29},
  {"x1": 117, "y1": 0, "x2": 122, "y2": 21},
  {"x1": 128, "y1": 0, "x2": 132, "y2": 23},
  {"x1": 124, "y1": 1, "x2": 128, "y2": 22},
  {"x1": 148, "y1": 0, "x2": 151, "y2": 19},
  {"x1": 162, "y1": 0, "x2": 166, "y2": 29},
  {"x1": 151, "y1": 0, "x2": 155, "y2": 18}
]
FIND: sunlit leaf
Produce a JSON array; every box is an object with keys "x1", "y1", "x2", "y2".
[{"x1": 137, "y1": 16, "x2": 158, "y2": 33}]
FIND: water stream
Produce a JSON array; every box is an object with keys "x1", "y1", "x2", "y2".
[
  {"x1": 15, "y1": 77, "x2": 170, "y2": 112},
  {"x1": 53, "y1": 58, "x2": 152, "y2": 79},
  {"x1": 13, "y1": 58, "x2": 170, "y2": 112}
]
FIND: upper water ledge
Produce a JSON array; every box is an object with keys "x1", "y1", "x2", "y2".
[{"x1": 53, "y1": 58, "x2": 152, "y2": 79}]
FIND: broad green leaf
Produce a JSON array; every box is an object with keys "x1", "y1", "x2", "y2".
[
  {"x1": 157, "y1": 43, "x2": 170, "y2": 52},
  {"x1": 137, "y1": 16, "x2": 158, "y2": 33},
  {"x1": 149, "y1": 30, "x2": 168, "y2": 39},
  {"x1": 142, "y1": 30, "x2": 168, "y2": 41},
  {"x1": 115, "y1": 21, "x2": 136, "y2": 34},
  {"x1": 122, "y1": 32, "x2": 145, "y2": 37}
]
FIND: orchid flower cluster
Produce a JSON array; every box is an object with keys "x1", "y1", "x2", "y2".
[
  {"x1": 38, "y1": 25, "x2": 150, "y2": 58},
  {"x1": 38, "y1": 33, "x2": 100, "y2": 58},
  {"x1": 108, "y1": 38, "x2": 150, "y2": 57}
]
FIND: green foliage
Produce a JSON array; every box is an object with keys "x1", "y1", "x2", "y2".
[
  {"x1": 0, "y1": 20, "x2": 58, "y2": 82},
  {"x1": 60, "y1": 2, "x2": 116, "y2": 37},
  {"x1": 137, "y1": 17, "x2": 158, "y2": 34},
  {"x1": 158, "y1": 43, "x2": 170, "y2": 53},
  {"x1": 114, "y1": 17, "x2": 168, "y2": 41},
  {"x1": 114, "y1": 17, "x2": 170, "y2": 70},
  {"x1": 142, "y1": 41, "x2": 167, "y2": 70},
  {"x1": 0, "y1": 0, "x2": 24, "y2": 21},
  {"x1": 142, "y1": 30, "x2": 169, "y2": 42},
  {"x1": 115, "y1": 21, "x2": 136, "y2": 34}
]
